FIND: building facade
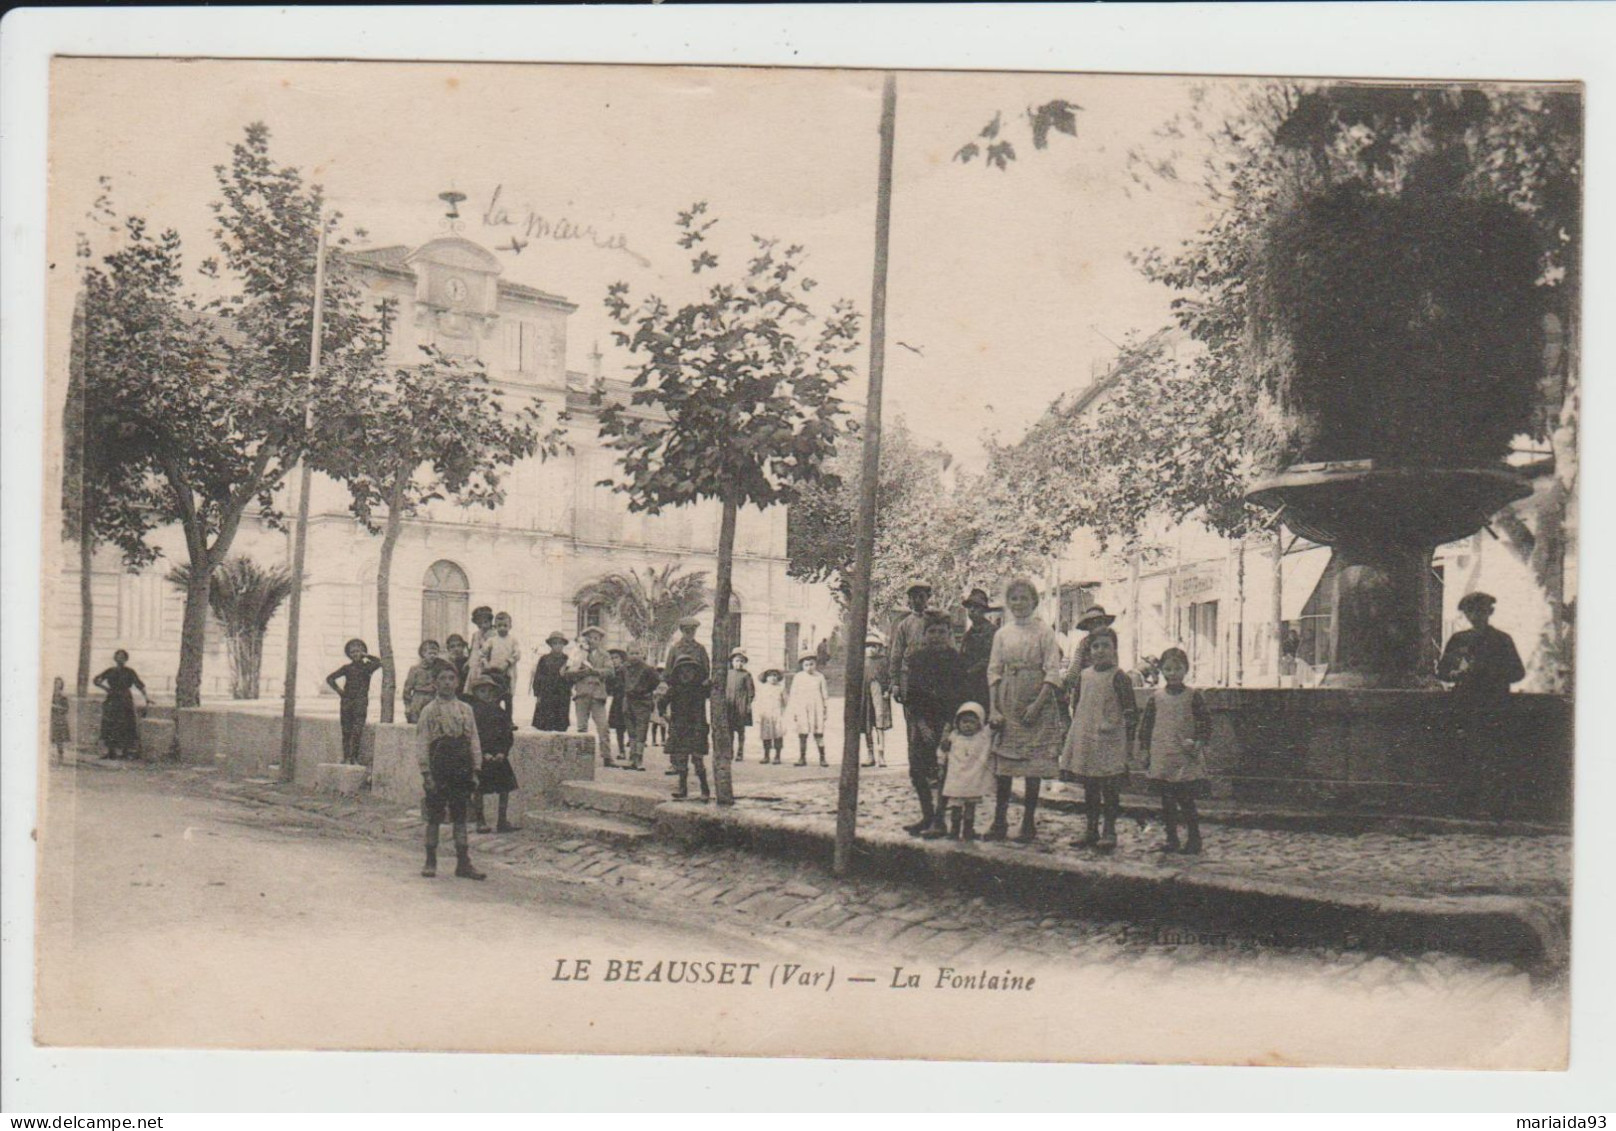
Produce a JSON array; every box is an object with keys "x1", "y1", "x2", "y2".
[{"x1": 52, "y1": 232, "x2": 841, "y2": 706}]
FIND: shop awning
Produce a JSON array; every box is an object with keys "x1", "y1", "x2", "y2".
[{"x1": 1281, "y1": 545, "x2": 1332, "y2": 621}]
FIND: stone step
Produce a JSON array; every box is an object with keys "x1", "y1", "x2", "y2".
[
  {"x1": 560, "y1": 779, "x2": 667, "y2": 821},
  {"x1": 524, "y1": 809, "x2": 655, "y2": 847}
]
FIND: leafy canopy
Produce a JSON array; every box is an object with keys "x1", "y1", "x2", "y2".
[{"x1": 597, "y1": 202, "x2": 861, "y2": 513}]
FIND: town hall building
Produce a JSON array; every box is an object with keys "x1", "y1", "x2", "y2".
[{"x1": 52, "y1": 229, "x2": 842, "y2": 707}]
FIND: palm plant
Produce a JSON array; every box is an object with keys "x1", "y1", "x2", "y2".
[
  {"x1": 168, "y1": 555, "x2": 296, "y2": 699},
  {"x1": 584, "y1": 564, "x2": 711, "y2": 664}
]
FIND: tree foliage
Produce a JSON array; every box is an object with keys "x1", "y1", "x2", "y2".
[
  {"x1": 316, "y1": 346, "x2": 565, "y2": 720},
  {"x1": 78, "y1": 122, "x2": 383, "y2": 706},
  {"x1": 580, "y1": 565, "x2": 712, "y2": 664},
  {"x1": 787, "y1": 417, "x2": 976, "y2": 625},
  {"x1": 599, "y1": 203, "x2": 860, "y2": 798}
]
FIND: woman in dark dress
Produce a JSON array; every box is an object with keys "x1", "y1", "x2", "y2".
[
  {"x1": 93, "y1": 649, "x2": 147, "y2": 760},
  {"x1": 531, "y1": 632, "x2": 573, "y2": 731}
]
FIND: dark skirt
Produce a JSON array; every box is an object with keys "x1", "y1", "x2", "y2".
[
  {"x1": 100, "y1": 693, "x2": 139, "y2": 751},
  {"x1": 479, "y1": 752, "x2": 518, "y2": 795},
  {"x1": 533, "y1": 691, "x2": 571, "y2": 732}
]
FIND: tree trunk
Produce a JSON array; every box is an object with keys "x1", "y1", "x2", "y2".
[
  {"x1": 76, "y1": 519, "x2": 94, "y2": 697},
  {"x1": 174, "y1": 553, "x2": 214, "y2": 708},
  {"x1": 708, "y1": 493, "x2": 738, "y2": 805},
  {"x1": 376, "y1": 473, "x2": 407, "y2": 724},
  {"x1": 229, "y1": 627, "x2": 265, "y2": 700}
]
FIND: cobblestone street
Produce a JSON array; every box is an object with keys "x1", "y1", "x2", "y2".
[
  {"x1": 728, "y1": 775, "x2": 1571, "y2": 902},
  {"x1": 33, "y1": 762, "x2": 1570, "y2": 1067}
]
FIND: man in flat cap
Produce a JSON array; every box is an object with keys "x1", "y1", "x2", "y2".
[{"x1": 666, "y1": 614, "x2": 711, "y2": 680}]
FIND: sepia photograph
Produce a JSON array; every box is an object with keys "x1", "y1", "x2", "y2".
[{"x1": 6, "y1": 7, "x2": 1605, "y2": 1105}]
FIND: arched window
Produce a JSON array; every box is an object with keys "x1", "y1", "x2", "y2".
[{"x1": 422, "y1": 561, "x2": 470, "y2": 647}]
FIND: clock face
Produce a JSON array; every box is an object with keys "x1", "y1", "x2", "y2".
[{"x1": 445, "y1": 276, "x2": 468, "y2": 302}]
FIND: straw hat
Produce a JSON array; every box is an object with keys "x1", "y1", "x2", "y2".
[
  {"x1": 545, "y1": 631, "x2": 569, "y2": 646},
  {"x1": 1076, "y1": 606, "x2": 1117, "y2": 631}
]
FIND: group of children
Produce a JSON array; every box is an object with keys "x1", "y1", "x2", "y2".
[{"x1": 891, "y1": 578, "x2": 1210, "y2": 857}]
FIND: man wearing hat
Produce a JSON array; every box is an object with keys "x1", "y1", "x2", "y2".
[
  {"x1": 667, "y1": 614, "x2": 711, "y2": 680},
  {"x1": 888, "y1": 580, "x2": 934, "y2": 709},
  {"x1": 1437, "y1": 592, "x2": 1526, "y2": 820},
  {"x1": 568, "y1": 625, "x2": 617, "y2": 767},
  {"x1": 530, "y1": 632, "x2": 573, "y2": 732},
  {"x1": 960, "y1": 588, "x2": 1001, "y2": 708},
  {"x1": 1068, "y1": 604, "x2": 1118, "y2": 675}
]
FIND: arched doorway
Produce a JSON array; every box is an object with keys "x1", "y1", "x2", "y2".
[{"x1": 422, "y1": 560, "x2": 470, "y2": 646}]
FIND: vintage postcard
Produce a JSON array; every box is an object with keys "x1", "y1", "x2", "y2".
[{"x1": 30, "y1": 53, "x2": 1578, "y2": 1071}]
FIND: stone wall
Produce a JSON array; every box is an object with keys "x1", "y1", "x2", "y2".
[
  {"x1": 1198, "y1": 688, "x2": 1573, "y2": 823},
  {"x1": 369, "y1": 725, "x2": 596, "y2": 812},
  {"x1": 160, "y1": 703, "x2": 596, "y2": 810}
]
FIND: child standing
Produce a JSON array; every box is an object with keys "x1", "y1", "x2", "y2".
[
  {"x1": 1060, "y1": 628, "x2": 1139, "y2": 851},
  {"x1": 649, "y1": 667, "x2": 669, "y2": 752},
  {"x1": 660, "y1": 656, "x2": 712, "y2": 801},
  {"x1": 444, "y1": 635, "x2": 472, "y2": 699},
  {"x1": 50, "y1": 677, "x2": 71, "y2": 764},
  {"x1": 726, "y1": 649, "x2": 756, "y2": 761},
  {"x1": 416, "y1": 667, "x2": 486, "y2": 880},
  {"x1": 468, "y1": 675, "x2": 519, "y2": 834},
  {"x1": 402, "y1": 639, "x2": 447, "y2": 724},
  {"x1": 755, "y1": 669, "x2": 787, "y2": 764},
  {"x1": 1139, "y1": 647, "x2": 1210, "y2": 854},
  {"x1": 939, "y1": 702, "x2": 995, "y2": 840},
  {"x1": 906, "y1": 612, "x2": 968, "y2": 838},
  {"x1": 862, "y1": 638, "x2": 892, "y2": 768},
  {"x1": 606, "y1": 648, "x2": 630, "y2": 761},
  {"x1": 478, "y1": 611, "x2": 522, "y2": 723},
  {"x1": 786, "y1": 654, "x2": 830, "y2": 766},
  {"x1": 326, "y1": 639, "x2": 382, "y2": 765},
  {"x1": 619, "y1": 642, "x2": 660, "y2": 771}
]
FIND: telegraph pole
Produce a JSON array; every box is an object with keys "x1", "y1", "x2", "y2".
[
  {"x1": 835, "y1": 73, "x2": 897, "y2": 876},
  {"x1": 278, "y1": 214, "x2": 328, "y2": 782}
]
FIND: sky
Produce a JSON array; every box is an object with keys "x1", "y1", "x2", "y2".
[{"x1": 48, "y1": 59, "x2": 1218, "y2": 470}]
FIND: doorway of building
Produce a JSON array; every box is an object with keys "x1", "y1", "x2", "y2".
[{"x1": 422, "y1": 560, "x2": 470, "y2": 647}]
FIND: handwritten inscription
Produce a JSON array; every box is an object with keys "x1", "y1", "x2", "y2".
[{"x1": 482, "y1": 185, "x2": 649, "y2": 267}]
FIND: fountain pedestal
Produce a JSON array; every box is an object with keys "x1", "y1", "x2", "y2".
[{"x1": 1248, "y1": 463, "x2": 1531, "y2": 688}]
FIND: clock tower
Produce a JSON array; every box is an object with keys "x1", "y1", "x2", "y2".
[{"x1": 405, "y1": 235, "x2": 503, "y2": 356}]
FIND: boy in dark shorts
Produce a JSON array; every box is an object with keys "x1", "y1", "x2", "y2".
[
  {"x1": 659, "y1": 656, "x2": 712, "y2": 801},
  {"x1": 416, "y1": 667, "x2": 486, "y2": 880}
]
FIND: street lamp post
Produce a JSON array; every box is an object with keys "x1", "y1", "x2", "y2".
[{"x1": 278, "y1": 213, "x2": 329, "y2": 782}]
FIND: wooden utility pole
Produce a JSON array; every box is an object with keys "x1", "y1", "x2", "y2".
[
  {"x1": 835, "y1": 73, "x2": 897, "y2": 876},
  {"x1": 278, "y1": 215, "x2": 328, "y2": 782}
]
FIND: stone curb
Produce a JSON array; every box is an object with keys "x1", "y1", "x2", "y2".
[{"x1": 652, "y1": 803, "x2": 1568, "y2": 972}]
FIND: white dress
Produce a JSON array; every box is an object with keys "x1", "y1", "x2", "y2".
[
  {"x1": 786, "y1": 669, "x2": 829, "y2": 735},
  {"x1": 942, "y1": 728, "x2": 996, "y2": 801},
  {"x1": 755, "y1": 682, "x2": 787, "y2": 742}
]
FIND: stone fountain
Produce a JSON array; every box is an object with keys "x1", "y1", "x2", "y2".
[
  {"x1": 1240, "y1": 185, "x2": 1542, "y2": 689},
  {"x1": 1247, "y1": 462, "x2": 1530, "y2": 687}
]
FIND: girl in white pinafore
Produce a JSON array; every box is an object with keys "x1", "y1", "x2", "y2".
[
  {"x1": 1060, "y1": 629, "x2": 1139, "y2": 850},
  {"x1": 786, "y1": 655, "x2": 830, "y2": 766},
  {"x1": 1141, "y1": 646, "x2": 1210, "y2": 854}
]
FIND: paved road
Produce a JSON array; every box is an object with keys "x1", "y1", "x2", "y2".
[{"x1": 34, "y1": 766, "x2": 1567, "y2": 1066}]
